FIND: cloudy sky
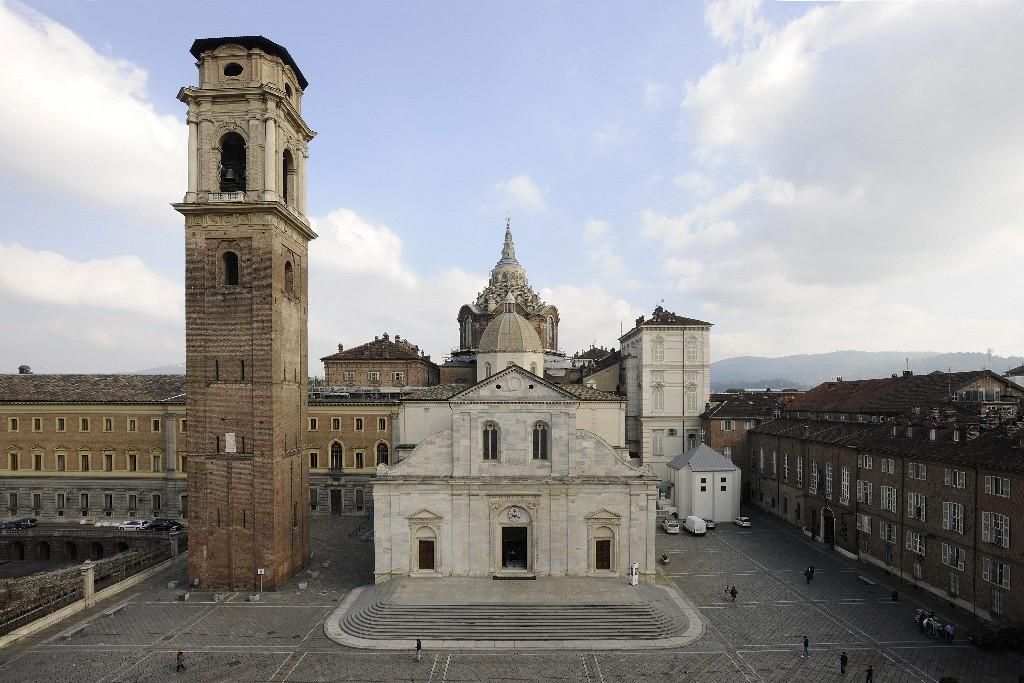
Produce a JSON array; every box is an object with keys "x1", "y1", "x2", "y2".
[{"x1": 1, "y1": 0, "x2": 1021, "y2": 374}]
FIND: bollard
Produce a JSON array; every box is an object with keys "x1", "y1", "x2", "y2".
[{"x1": 81, "y1": 560, "x2": 96, "y2": 608}]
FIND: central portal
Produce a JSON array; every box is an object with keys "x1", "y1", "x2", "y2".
[{"x1": 501, "y1": 526, "x2": 528, "y2": 569}]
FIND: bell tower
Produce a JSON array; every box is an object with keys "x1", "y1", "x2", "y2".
[{"x1": 174, "y1": 36, "x2": 316, "y2": 590}]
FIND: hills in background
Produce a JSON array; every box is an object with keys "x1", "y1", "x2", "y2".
[
  {"x1": 709, "y1": 351, "x2": 1023, "y2": 392},
  {"x1": 134, "y1": 352, "x2": 1023, "y2": 393}
]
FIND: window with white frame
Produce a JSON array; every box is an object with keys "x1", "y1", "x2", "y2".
[
  {"x1": 942, "y1": 501, "x2": 964, "y2": 534},
  {"x1": 857, "y1": 479, "x2": 865, "y2": 503},
  {"x1": 810, "y1": 461, "x2": 818, "y2": 494},
  {"x1": 685, "y1": 340, "x2": 699, "y2": 362},
  {"x1": 984, "y1": 475, "x2": 1010, "y2": 497},
  {"x1": 992, "y1": 587, "x2": 1005, "y2": 616},
  {"x1": 880, "y1": 521, "x2": 897, "y2": 544},
  {"x1": 856, "y1": 513, "x2": 871, "y2": 533},
  {"x1": 308, "y1": 417, "x2": 318, "y2": 431},
  {"x1": 908, "y1": 462, "x2": 926, "y2": 480},
  {"x1": 723, "y1": 446, "x2": 732, "y2": 458},
  {"x1": 783, "y1": 454, "x2": 789, "y2": 481},
  {"x1": 949, "y1": 571, "x2": 960, "y2": 596},
  {"x1": 881, "y1": 458, "x2": 895, "y2": 474},
  {"x1": 653, "y1": 387, "x2": 665, "y2": 412},
  {"x1": 907, "y1": 492, "x2": 926, "y2": 521},
  {"x1": 840, "y1": 467, "x2": 850, "y2": 503},
  {"x1": 343, "y1": 371, "x2": 355, "y2": 381},
  {"x1": 652, "y1": 370, "x2": 665, "y2": 382},
  {"x1": 825, "y1": 463, "x2": 833, "y2": 499},
  {"x1": 906, "y1": 530, "x2": 925, "y2": 555},
  {"x1": 944, "y1": 468, "x2": 966, "y2": 488},
  {"x1": 685, "y1": 392, "x2": 698, "y2": 415},
  {"x1": 368, "y1": 371, "x2": 380, "y2": 382},
  {"x1": 653, "y1": 338, "x2": 665, "y2": 362},
  {"x1": 858, "y1": 453, "x2": 873, "y2": 469},
  {"x1": 653, "y1": 430, "x2": 664, "y2": 456},
  {"x1": 771, "y1": 451, "x2": 777, "y2": 476},
  {"x1": 796, "y1": 458, "x2": 804, "y2": 487},
  {"x1": 393, "y1": 371, "x2": 405, "y2": 382},
  {"x1": 982, "y1": 557, "x2": 1010, "y2": 589},
  {"x1": 759, "y1": 448, "x2": 765, "y2": 473},
  {"x1": 881, "y1": 485, "x2": 897, "y2": 513},
  {"x1": 982, "y1": 511, "x2": 1010, "y2": 548},
  {"x1": 941, "y1": 542, "x2": 965, "y2": 570}
]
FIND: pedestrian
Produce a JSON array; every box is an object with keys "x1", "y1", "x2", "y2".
[
  {"x1": 729, "y1": 586, "x2": 738, "y2": 603},
  {"x1": 945, "y1": 622, "x2": 954, "y2": 643},
  {"x1": 840, "y1": 651, "x2": 848, "y2": 675},
  {"x1": 175, "y1": 650, "x2": 186, "y2": 673},
  {"x1": 865, "y1": 664, "x2": 874, "y2": 682},
  {"x1": 801, "y1": 635, "x2": 810, "y2": 658},
  {"x1": 415, "y1": 637, "x2": 422, "y2": 662}
]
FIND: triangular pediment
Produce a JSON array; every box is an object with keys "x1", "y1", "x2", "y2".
[
  {"x1": 584, "y1": 508, "x2": 622, "y2": 521},
  {"x1": 451, "y1": 365, "x2": 576, "y2": 402},
  {"x1": 406, "y1": 509, "x2": 443, "y2": 520}
]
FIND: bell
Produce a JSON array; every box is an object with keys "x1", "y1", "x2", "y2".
[{"x1": 223, "y1": 167, "x2": 237, "y2": 181}]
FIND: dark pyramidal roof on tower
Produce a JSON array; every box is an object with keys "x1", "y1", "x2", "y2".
[{"x1": 190, "y1": 36, "x2": 308, "y2": 88}]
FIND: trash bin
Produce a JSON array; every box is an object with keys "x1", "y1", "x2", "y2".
[{"x1": 891, "y1": 590, "x2": 899, "y2": 602}]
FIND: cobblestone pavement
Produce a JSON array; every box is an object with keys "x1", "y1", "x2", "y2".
[{"x1": 1, "y1": 510, "x2": 1022, "y2": 682}]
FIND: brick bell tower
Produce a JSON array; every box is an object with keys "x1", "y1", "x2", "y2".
[{"x1": 174, "y1": 37, "x2": 316, "y2": 590}]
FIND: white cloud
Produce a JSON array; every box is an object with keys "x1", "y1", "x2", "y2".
[
  {"x1": 539, "y1": 283, "x2": 642, "y2": 353},
  {"x1": 494, "y1": 175, "x2": 547, "y2": 213},
  {"x1": 672, "y1": 171, "x2": 716, "y2": 196},
  {"x1": 0, "y1": 242, "x2": 182, "y2": 319},
  {"x1": 0, "y1": 1, "x2": 186, "y2": 225},
  {"x1": 704, "y1": 0, "x2": 770, "y2": 48},
  {"x1": 582, "y1": 218, "x2": 611, "y2": 242},
  {"x1": 654, "y1": 0, "x2": 1024, "y2": 358},
  {"x1": 309, "y1": 208, "x2": 487, "y2": 366},
  {"x1": 644, "y1": 81, "x2": 669, "y2": 109}
]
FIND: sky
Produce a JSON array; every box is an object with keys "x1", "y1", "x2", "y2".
[{"x1": 0, "y1": 0, "x2": 1022, "y2": 374}]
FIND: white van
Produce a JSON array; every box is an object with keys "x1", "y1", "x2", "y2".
[{"x1": 683, "y1": 515, "x2": 707, "y2": 536}]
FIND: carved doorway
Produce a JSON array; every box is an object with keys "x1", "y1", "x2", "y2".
[
  {"x1": 418, "y1": 540, "x2": 435, "y2": 570},
  {"x1": 595, "y1": 539, "x2": 612, "y2": 570},
  {"x1": 502, "y1": 526, "x2": 528, "y2": 569}
]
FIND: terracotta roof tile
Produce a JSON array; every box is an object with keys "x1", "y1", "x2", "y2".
[{"x1": 0, "y1": 374, "x2": 185, "y2": 404}]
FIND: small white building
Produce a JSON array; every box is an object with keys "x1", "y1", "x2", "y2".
[{"x1": 667, "y1": 444, "x2": 740, "y2": 522}]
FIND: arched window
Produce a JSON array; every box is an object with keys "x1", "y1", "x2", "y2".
[
  {"x1": 284, "y1": 260, "x2": 294, "y2": 295},
  {"x1": 222, "y1": 251, "x2": 239, "y2": 286},
  {"x1": 330, "y1": 442, "x2": 342, "y2": 470},
  {"x1": 462, "y1": 318, "x2": 472, "y2": 348},
  {"x1": 219, "y1": 132, "x2": 246, "y2": 192},
  {"x1": 532, "y1": 421, "x2": 549, "y2": 460},
  {"x1": 485, "y1": 362, "x2": 492, "y2": 378},
  {"x1": 482, "y1": 422, "x2": 499, "y2": 460},
  {"x1": 546, "y1": 316, "x2": 555, "y2": 348},
  {"x1": 376, "y1": 442, "x2": 389, "y2": 466},
  {"x1": 282, "y1": 149, "x2": 295, "y2": 204}
]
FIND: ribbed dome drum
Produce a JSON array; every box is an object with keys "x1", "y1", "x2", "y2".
[{"x1": 479, "y1": 310, "x2": 543, "y2": 353}]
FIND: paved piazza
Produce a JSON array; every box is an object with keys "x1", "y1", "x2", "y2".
[{"x1": 1, "y1": 511, "x2": 1022, "y2": 682}]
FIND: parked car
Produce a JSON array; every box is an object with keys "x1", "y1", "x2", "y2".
[
  {"x1": 702, "y1": 518, "x2": 717, "y2": 530},
  {"x1": 118, "y1": 519, "x2": 150, "y2": 531},
  {"x1": 966, "y1": 623, "x2": 1024, "y2": 648},
  {"x1": 15, "y1": 517, "x2": 38, "y2": 528},
  {"x1": 733, "y1": 516, "x2": 752, "y2": 528},
  {"x1": 661, "y1": 518, "x2": 680, "y2": 534},
  {"x1": 149, "y1": 518, "x2": 183, "y2": 532},
  {"x1": 683, "y1": 515, "x2": 707, "y2": 535},
  {"x1": 0, "y1": 521, "x2": 18, "y2": 530}
]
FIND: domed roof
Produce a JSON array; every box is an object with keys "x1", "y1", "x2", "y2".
[{"x1": 479, "y1": 310, "x2": 543, "y2": 353}]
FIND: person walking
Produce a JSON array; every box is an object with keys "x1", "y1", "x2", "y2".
[
  {"x1": 945, "y1": 622, "x2": 954, "y2": 642},
  {"x1": 415, "y1": 638, "x2": 422, "y2": 661},
  {"x1": 801, "y1": 635, "x2": 810, "y2": 658},
  {"x1": 840, "y1": 651, "x2": 848, "y2": 674},
  {"x1": 729, "y1": 586, "x2": 738, "y2": 603},
  {"x1": 804, "y1": 567, "x2": 812, "y2": 584},
  {"x1": 865, "y1": 664, "x2": 874, "y2": 682},
  {"x1": 175, "y1": 650, "x2": 186, "y2": 673}
]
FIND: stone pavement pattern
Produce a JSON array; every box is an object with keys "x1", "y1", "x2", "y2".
[{"x1": 0, "y1": 512, "x2": 1022, "y2": 681}]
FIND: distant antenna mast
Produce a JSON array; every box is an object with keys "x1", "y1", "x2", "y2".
[{"x1": 986, "y1": 347, "x2": 993, "y2": 371}]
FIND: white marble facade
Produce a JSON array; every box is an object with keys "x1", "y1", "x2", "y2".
[{"x1": 373, "y1": 365, "x2": 659, "y2": 583}]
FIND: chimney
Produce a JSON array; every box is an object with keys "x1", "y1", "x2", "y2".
[
  {"x1": 337, "y1": 343, "x2": 344, "y2": 352},
  {"x1": 17, "y1": 365, "x2": 31, "y2": 374},
  {"x1": 903, "y1": 370, "x2": 913, "y2": 377},
  {"x1": 395, "y1": 334, "x2": 401, "y2": 342},
  {"x1": 382, "y1": 332, "x2": 389, "y2": 341},
  {"x1": 836, "y1": 377, "x2": 843, "y2": 382}
]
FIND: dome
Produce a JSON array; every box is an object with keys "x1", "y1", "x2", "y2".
[{"x1": 479, "y1": 310, "x2": 543, "y2": 353}]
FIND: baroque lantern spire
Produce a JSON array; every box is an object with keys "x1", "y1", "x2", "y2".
[{"x1": 499, "y1": 217, "x2": 518, "y2": 264}]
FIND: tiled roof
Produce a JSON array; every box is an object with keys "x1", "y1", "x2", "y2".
[
  {"x1": 669, "y1": 443, "x2": 737, "y2": 472},
  {"x1": 404, "y1": 384, "x2": 464, "y2": 401},
  {"x1": 753, "y1": 417, "x2": 1024, "y2": 474},
  {"x1": 622, "y1": 306, "x2": 712, "y2": 339},
  {"x1": 1008, "y1": 365, "x2": 1024, "y2": 376},
  {"x1": 0, "y1": 374, "x2": 185, "y2": 404},
  {"x1": 584, "y1": 349, "x2": 622, "y2": 375},
  {"x1": 559, "y1": 384, "x2": 623, "y2": 402},
  {"x1": 321, "y1": 335, "x2": 435, "y2": 364},
  {"x1": 575, "y1": 346, "x2": 613, "y2": 361},
  {"x1": 785, "y1": 371, "x2": 1009, "y2": 414},
  {"x1": 703, "y1": 391, "x2": 788, "y2": 420}
]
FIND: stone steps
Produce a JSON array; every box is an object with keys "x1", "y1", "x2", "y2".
[{"x1": 339, "y1": 581, "x2": 687, "y2": 641}]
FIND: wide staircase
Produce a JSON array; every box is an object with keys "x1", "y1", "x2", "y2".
[{"x1": 340, "y1": 580, "x2": 687, "y2": 641}]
